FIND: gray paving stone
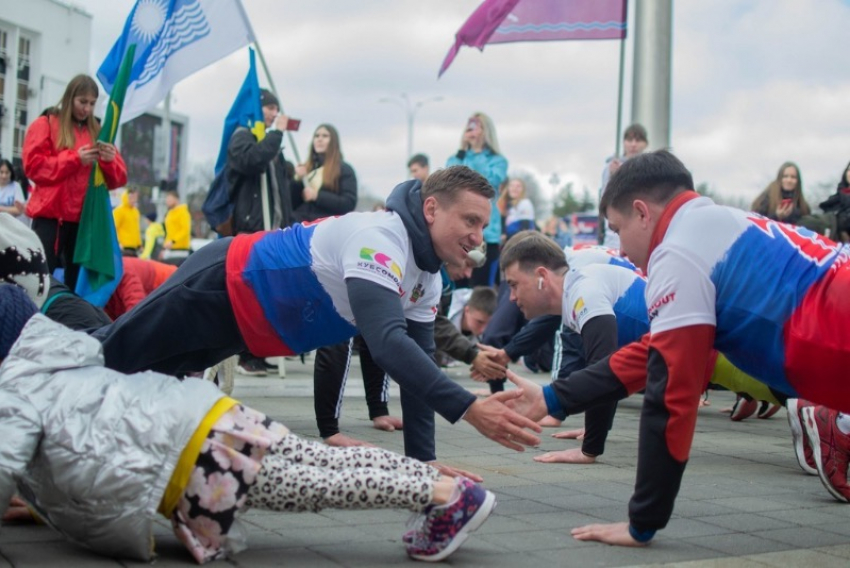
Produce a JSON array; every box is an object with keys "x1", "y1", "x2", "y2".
[
  {"x1": 755, "y1": 527, "x2": 850, "y2": 549},
  {"x1": 3, "y1": 362, "x2": 849, "y2": 567},
  {"x1": 684, "y1": 533, "x2": 796, "y2": 556}
]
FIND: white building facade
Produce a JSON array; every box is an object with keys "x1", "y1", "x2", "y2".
[{"x1": 0, "y1": 0, "x2": 91, "y2": 165}]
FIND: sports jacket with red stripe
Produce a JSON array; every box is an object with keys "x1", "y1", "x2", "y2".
[{"x1": 545, "y1": 190, "x2": 850, "y2": 533}]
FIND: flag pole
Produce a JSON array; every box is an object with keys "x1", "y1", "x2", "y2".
[
  {"x1": 613, "y1": 3, "x2": 628, "y2": 159},
  {"x1": 252, "y1": 40, "x2": 301, "y2": 164}
]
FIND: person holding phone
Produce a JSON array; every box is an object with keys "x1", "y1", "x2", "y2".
[
  {"x1": 446, "y1": 112, "x2": 508, "y2": 286},
  {"x1": 226, "y1": 88, "x2": 296, "y2": 375},
  {"x1": 22, "y1": 74, "x2": 127, "y2": 290},
  {"x1": 751, "y1": 161, "x2": 811, "y2": 224}
]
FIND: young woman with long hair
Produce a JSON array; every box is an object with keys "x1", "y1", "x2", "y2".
[
  {"x1": 446, "y1": 112, "x2": 508, "y2": 286},
  {"x1": 23, "y1": 74, "x2": 127, "y2": 290},
  {"x1": 291, "y1": 123, "x2": 357, "y2": 223},
  {"x1": 751, "y1": 161, "x2": 810, "y2": 224},
  {"x1": 497, "y1": 177, "x2": 536, "y2": 240}
]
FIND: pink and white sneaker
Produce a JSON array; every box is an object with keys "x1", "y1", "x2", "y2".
[{"x1": 405, "y1": 477, "x2": 496, "y2": 562}]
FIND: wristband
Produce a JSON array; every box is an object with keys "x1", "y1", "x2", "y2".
[{"x1": 628, "y1": 525, "x2": 656, "y2": 543}]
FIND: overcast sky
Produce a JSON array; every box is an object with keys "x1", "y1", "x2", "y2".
[{"x1": 79, "y1": 0, "x2": 850, "y2": 208}]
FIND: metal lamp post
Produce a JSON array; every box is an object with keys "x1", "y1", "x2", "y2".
[{"x1": 379, "y1": 93, "x2": 443, "y2": 161}]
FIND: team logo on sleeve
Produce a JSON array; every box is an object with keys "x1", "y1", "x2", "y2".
[
  {"x1": 358, "y1": 248, "x2": 403, "y2": 285},
  {"x1": 571, "y1": 297, "x2": 587, "y2": 322},
  {"x1": 647, "y1": 292, "x2": 676, "y2": 321},
  {"x1": 409, "y1": 282, "x2": 425, "y2": 303}
]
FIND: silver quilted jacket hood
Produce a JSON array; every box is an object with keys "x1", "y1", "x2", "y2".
[{"x1": 0, "y1": 314, "x2": 227, "y2": 561}]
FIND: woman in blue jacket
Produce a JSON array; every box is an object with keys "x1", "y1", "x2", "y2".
[{"x1": 446, "y1": 112, "x2": 507, "y2": 286}]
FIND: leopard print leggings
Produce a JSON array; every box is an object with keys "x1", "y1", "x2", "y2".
[{"x1": 245, "y1": 433, "x2": 441, "y2": 513}]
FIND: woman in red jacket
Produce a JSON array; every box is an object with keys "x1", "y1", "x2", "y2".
[{"x1": 23, "y1": 74, "x2": 127, "y2": 291}]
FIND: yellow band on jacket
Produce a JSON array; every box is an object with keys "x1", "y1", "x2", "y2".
[{"x1": 158, "y1": 397, "x2": 239, "y2": 518}]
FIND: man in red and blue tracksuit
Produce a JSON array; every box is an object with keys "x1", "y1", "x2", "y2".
[{"x1": 510, "y1": 150, "x2": 850, "y2": 547}]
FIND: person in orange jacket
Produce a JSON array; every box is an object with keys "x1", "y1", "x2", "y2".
[{"x1": 23, "y1": 74, "x2": 127, "y2": 291}]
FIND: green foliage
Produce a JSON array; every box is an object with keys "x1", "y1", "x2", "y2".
[{"x1": 552, "y1": 182, "x2": 596, "y2": 217}]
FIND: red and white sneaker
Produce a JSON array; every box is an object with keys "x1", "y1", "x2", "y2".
[
  {"x1": 787, "y1": 399, "x2": 817, "y2": 475},
  {"x1": 757, "y1": 401, "x2": 782, "y2": 420},
  {"x1": 801, "y1": 404, "x2": 850, "y2": 503},
  {"x1": 730, "y1": 396, "x2": 759, "y2": 421}
]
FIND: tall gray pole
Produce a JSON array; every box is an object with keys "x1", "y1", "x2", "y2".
[
  {"x1": 631, "y1": 0, "x2": 673, "y2": 150},
  {"x1": 161, "y1": 90, "x2": 172, "y2": 191}
]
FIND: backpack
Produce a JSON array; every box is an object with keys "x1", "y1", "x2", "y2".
[{"x1": 202, "y1": 168, "x2": 234, "y2": 237}]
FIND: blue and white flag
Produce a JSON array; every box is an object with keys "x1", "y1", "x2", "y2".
[{"x1": 98, "y1": 0, "x2": 255, "y2": 123}]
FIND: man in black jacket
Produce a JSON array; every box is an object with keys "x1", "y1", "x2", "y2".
[
  {"x1": 227, "y1": 89, "x2": 293, "y2": 236},
  {"x1": 227, "y1": 89, "x2": 294, "y2": 375}
]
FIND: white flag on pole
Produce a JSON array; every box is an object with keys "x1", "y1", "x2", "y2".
[{"x1": 97, "y1": 0, "x2": 256, "y2": 123}]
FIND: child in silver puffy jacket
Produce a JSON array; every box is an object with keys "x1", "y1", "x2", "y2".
[{"x1": 0, "y1": 284, "x2": 495, "y2": 564}]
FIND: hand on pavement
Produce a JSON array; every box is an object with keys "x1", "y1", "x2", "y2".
[
  {"x1": 323, "y1": 433, "x2": 375, "y2": 448},
  {"x1": 533, "y1": 447, "x2": 596, "y2": 464},
  {"x1": 463, "y1": 389, "x2": 542, "y2": 451},
  {"x1": 552, "y1": 427, "x2": 585, "y2": 440},
  {"x1": 503, "y1": 370, "x2": 549, "y2": 422},
  {"x1": 372, "y1": 415, "x2": 403, "y2": 432},
  {"x1": 571, "y1": 521, "x2": 646, "y2": 547},
  {"x1": 427, "y1": 461, "x2": 483, "y2": 483},
  {"x1": 2, "y1": 496, "x2": 36, "y2": 523}
]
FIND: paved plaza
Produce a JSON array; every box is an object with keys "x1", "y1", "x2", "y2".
[{"x1": 2, "y1": 358, "x2": 850, "y2": 567}]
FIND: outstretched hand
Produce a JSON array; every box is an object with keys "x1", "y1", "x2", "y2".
[
  {"x1": 427, "y1": 461, "x2": 484, "y2": 483},
  {"x1": 552, "y1": 427, "x2": 585, "y2": 440},
  {"x1": 463, "y1": 389, "x2": 542, "y2": 451},
  {"x1": 503, "y1": 370, "x2": 549, "y2": 422},
  {"x1": 571, "y1": 522, "x2": 646, "y2": 547}
]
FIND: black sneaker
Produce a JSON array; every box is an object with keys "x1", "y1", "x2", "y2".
[{"x1": 236, "y1": 358, "x2": 267, "y2": 376}]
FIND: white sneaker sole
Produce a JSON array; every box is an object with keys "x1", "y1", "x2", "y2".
[
  {"x1": 409, "y1": 491, "x2": 497, "y2": 562},
  {"x1": 787, "y1": 399, "x2": 817, "y2": 475},
  {"x1": 802, "y1": 406, "x2": 850, "y2": 503}
]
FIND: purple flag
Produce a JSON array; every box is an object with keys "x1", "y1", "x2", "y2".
[
  {"x1": 440, "y1": 0, "x2": 627, "y2": 77},
  {"x1": 439, "y1": 0, "x2": 521, "y2": 77}
]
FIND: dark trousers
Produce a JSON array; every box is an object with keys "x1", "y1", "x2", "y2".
[
  {"x1": 31, "y1": 217, "x2": 81, "y2": 291},
  {"x1": 313, "y1": 335, "x2": 390, "y2": 439},
  {"x1": 93, "y1": 238, "x2": 245, "y2": 375},
  {"x1": 555, "y1": 329, "x2": 617, "y2": 457}
]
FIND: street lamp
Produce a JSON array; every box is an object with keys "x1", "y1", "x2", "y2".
[{"x1": 379, "y1": 93, "x2": 443, "y2": 161}]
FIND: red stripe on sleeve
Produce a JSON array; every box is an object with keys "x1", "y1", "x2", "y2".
[
  {"x1": 652, "y1": 325, "x2": 715, "y2": 462},
  {"x1": 609, "y1": 333, "x2": 651, "y2": 394}
]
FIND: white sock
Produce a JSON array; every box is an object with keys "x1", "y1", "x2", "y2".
[
  {"x1": 836, "y1": 413, "x2": 850, "y2": 435},
  {"x1": 434, "y1": 481, "x2": 462, "y2": 510}
]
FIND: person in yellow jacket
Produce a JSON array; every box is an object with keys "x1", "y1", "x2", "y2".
[
  {"x1": 160, "y1": 190, "x2": 191, "y2": 266},
  {"x1": 139, "y1": 211, "x2": 164, "y2": 261},
  {"x1": 112, "y1": 188, "x2": 142, "y2": 256}
]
